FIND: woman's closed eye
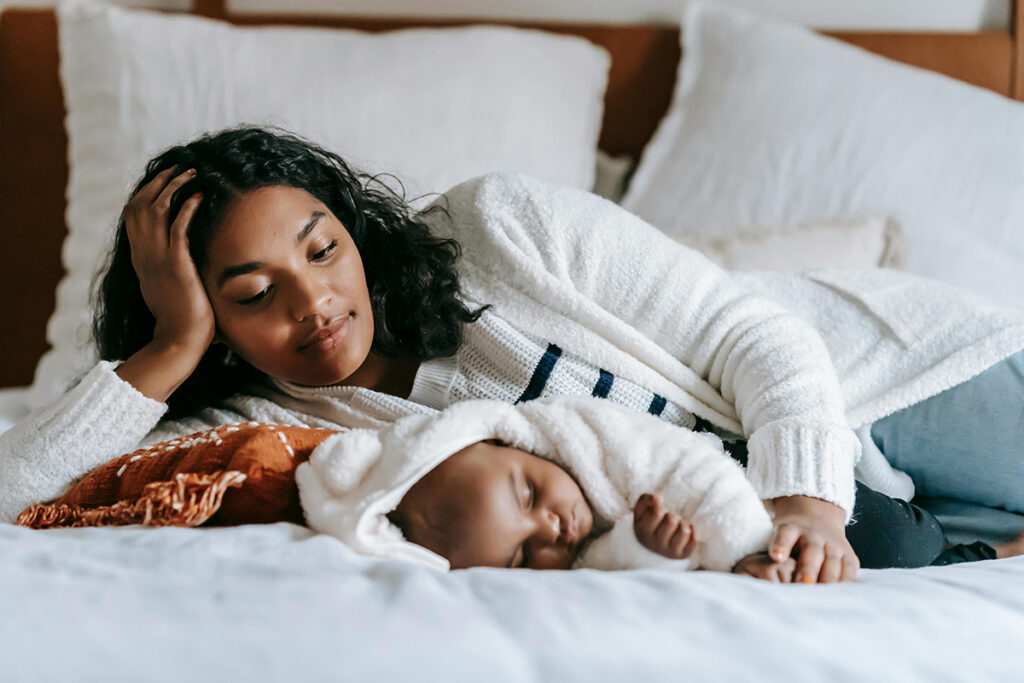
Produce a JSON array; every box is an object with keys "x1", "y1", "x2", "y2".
[
  {"x1": 311, "y1": 239, "x2": 338, "y2": 262},
  {"x1": 239, "y1": 287, "x2": 271, "y2": 306},
  {"x1": 233, "y1": 238, "x2": 338, "y2": 306}
]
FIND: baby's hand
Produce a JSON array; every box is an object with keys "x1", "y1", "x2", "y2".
[
  {"x1": 633, "y1": 493, "x2": 698, "y2": 560},
  {"x1": 732, "y1": 552, "x2": 798, "y2": 583}
]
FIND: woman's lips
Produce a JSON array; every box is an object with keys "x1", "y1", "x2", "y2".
[{"x1": 299, "y1": 315, "x2": 351, "y2": 352}]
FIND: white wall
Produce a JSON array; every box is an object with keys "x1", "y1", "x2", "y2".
[
  {"x1": 230, "y1": 0, "x2": 1013, "y2": 31},
  {"x1": 0, "y1": 0, "x2": 1013, "y2": 31}
]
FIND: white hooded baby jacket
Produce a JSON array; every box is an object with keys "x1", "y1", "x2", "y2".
[{"x1": 296, "y1": 395, "x2": 773, "y2": 572}]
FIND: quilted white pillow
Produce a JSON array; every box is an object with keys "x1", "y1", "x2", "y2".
[
  {"x1": 29, "y1": 0, "x2": 609, "y2": 408},
  {"x1": 622, "y1": 1, "x2": 1024, "y2": 312}
]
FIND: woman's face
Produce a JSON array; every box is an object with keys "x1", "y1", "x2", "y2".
[{"x1": 200, "y1": 185, "x2": 376, "y2": 387}]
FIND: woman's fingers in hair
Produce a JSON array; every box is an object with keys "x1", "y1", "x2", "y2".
[
  {"x1": 132, "y1": 166, "x2": 181, "y2": 205},
  {"x1": 153, "y1": 167, "x2": 198, "y2": 213},
  {"x1": 169, "y1": 192, "x2": 203, "y2": 250}
]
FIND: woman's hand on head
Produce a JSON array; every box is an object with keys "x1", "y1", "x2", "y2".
[
  {"x1": 769, "y1": 495, "x2": 859, "y2": 583},
  {"x1": 123, "y1": 166, "x2": 215, "y2": 354}
]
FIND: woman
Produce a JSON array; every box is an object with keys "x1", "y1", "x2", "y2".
[{"x1": 2, "y1": 126, "x2": 1022, "y2": 582}]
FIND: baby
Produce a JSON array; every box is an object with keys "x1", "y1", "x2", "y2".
[
  {"x1": 299, "y1": 395, "x2": 779, "y2": 575},
  {"x1": 388, "y1": 437, "x2": 729, "y2": 572},
  {"x1": 298, "y1": 395, "x2": 1023, "y2": 578}
]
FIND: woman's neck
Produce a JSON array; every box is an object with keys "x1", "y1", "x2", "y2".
[{"x1": 364, "y1": 351, "x2": 421, "y2": 399}]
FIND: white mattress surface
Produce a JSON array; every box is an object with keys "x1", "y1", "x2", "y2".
[
  {"x1": 2, "y1": 386, "x2": 1022, "y2": 680},
  {"x1": 1, "y1": 521, "x2": 1022, "y2": 682}
]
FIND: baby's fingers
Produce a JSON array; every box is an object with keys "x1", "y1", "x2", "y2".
[
  {"x1": 634, "y1": 494, "x2": 663, "y2": 526},
  {"x1": 668, "y1": 523, "x2": 697, "y2": 560},
  {"x1": 653, "y1": 512, "x2": 680, "y2": 550}
]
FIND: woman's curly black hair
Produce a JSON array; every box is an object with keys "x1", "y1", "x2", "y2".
[{"x1": 94, "y1": 125, "x2": 487, "y2": 417}]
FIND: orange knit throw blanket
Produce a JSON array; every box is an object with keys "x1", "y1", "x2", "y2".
[{"x1": 17, "y1": 423, "x2": 341, "y2": 529}]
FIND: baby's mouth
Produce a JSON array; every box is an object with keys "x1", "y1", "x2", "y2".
[{"x1": 563, "y1": 506, "x2": 581, "y2": 546}]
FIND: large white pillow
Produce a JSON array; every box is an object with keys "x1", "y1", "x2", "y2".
[
  {"x1": 622, "y1": 1, "x2": 1024, "y2": 312},
  {"x1": 29, "y1": 0, "x2": 609, "y2": 408}
]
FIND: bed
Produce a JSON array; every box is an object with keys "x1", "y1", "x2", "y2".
[{"x1": 2, "y1": 1, "x2": 1024, "y2": 680}]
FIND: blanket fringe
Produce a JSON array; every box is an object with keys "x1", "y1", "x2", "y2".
[{"x1": 16, "y1": 470, "x2": 248, "y2": 529}]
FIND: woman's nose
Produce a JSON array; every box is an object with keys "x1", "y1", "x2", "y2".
[{"x1": 289, "y1": 276, "x2": 333, "y2": 321}]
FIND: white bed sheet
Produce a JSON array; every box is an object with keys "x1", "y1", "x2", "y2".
[
  {"x1": 1, "y1": 521, "x2": 1022, "y2": 681},
  {"x1": 1, "y1": 387, "x2": 1022, "y2": 681}
]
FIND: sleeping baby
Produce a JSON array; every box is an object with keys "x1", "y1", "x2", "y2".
[
  {"x1": 20, "y1": 394, "x2": 1020, "y2": 575},
  {"x1": 297, "y1": 395, "x2": 776, "y2": 575},
  {"x1": 298, "y1": 394, "x2": 1024, "y2": 577}
]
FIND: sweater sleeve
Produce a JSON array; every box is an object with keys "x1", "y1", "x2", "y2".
[
  {"x1": 0, "y1": 361, "x2": 171, "y2": 523},
  {"x1": 434, "y1": 173, "x2": 861, "y2": 517}
]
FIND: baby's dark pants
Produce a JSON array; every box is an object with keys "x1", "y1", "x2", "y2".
[
  {"x1": 711, "y1": 429, "x2": 996, "y2": 568},
  {"x1": 844, "y1": 481, "x2": 994, "y2": 568}
]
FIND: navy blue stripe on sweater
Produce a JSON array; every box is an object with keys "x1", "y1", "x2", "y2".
[
  {"x1": 647, "y1": 394, "x2": 667, "y2": 416},
  {"x1": 516, "y1": 344, "x2": 563, "y2": 403},
  {"x1": 591, "y1": 370, "x2": 614, "y2": 398}
]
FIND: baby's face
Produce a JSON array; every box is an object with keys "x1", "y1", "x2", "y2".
[{"x1": 394, "y1": 440, "x2": 594, "y2": 569}]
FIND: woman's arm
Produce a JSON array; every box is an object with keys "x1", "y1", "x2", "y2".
[
  {"x1": 115, "y1": 166, "x2": 214, "y2": 402},
  {"x1": 434, "y1": 173, "x2": 861, "y2": 581},
  {"x1": 0, "y1": 361, "x2": 168, "y2": 523}
]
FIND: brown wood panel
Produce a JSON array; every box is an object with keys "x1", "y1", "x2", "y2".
[
  {"x1": 1015, "y1": 0, "x2": 1024, "y2": 97},
  {"x1": 827, "y1": 31, "x2": 1015, "y2": 96},
  {"x1": 0, "y1": 10, "x2": 68, "y2": 387}
]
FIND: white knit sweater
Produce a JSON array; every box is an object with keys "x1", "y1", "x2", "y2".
[{"x1": 3, "y1": 172, "x2": 1024, "y2": 524}]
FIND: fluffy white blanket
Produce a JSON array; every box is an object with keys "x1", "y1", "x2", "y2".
[{"x1": 297, "y1": 396, "x2": 772, "y2": 572}]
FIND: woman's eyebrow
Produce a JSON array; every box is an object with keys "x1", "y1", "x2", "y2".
[
  {"x1": 297, "y1": 211, "x2": 325, "y2": 243},
  {"x1": 217, "y1": 211, "x2": 327, "y2": 288},
  {"x1": 217, "y1": 262, "x2": 262, "y2": 288}
]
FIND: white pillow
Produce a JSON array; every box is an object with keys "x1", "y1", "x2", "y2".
[
  {"x1": 592, "y1": 150, "x2": 635, "y2": 204},
  {"x1": 29, "y1": 0, "x2": 609, "y2": 408},
  {"x1": 622, "y1": 1, "x2": 1024, "y2": 311},
  {"x1": 680, "y1": 217, "x2": 903, "y2": 272}
]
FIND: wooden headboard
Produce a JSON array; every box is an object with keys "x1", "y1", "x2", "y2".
[{"x1": 1, "y1": 0, "x2": 1023, "y2": 387}]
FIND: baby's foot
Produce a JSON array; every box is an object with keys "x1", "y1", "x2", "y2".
[
  {"x1": 633, "y1": 493, "x2": 698, "y2": 560},
  {"x1": 994, "y1": 531, "x2": 1024, "y2": 559}
]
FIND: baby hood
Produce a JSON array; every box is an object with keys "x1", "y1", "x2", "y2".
[{"x1": 297, "y1": 396, "x2": 772, "y2": 572}]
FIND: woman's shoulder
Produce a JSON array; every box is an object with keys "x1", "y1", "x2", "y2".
[{"x1": 422, "y1": 172, "x2": 651, "y2": 260}]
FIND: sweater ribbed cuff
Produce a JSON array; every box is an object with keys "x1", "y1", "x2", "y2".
[
  {"x1": 0, "y1": 361, "x2": 169, "y2": 523},
  {"x1": 745, "y1": 421, "x2": 860, "y2": 521},
  {"x1": 47, "y1": 359, "x2": 168, "y2": 451}
]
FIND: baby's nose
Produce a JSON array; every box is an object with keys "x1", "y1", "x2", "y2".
[{"x1": 544, "y1": 509, "x2": 560, "y2": 542}]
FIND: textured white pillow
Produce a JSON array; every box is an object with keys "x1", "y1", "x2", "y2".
[
  {"x1": 680, "y1": 217, "x2": 904, "y2": 272},
  {"x1": 592, "y1": 150, "x2": 635, "y2": 203},
  {"x1": 623, "y1": 1, "x2": 1024, "y2": 311},
  {"x1": 29, "y1": 0, "x2": 609, "y2": 408}
]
